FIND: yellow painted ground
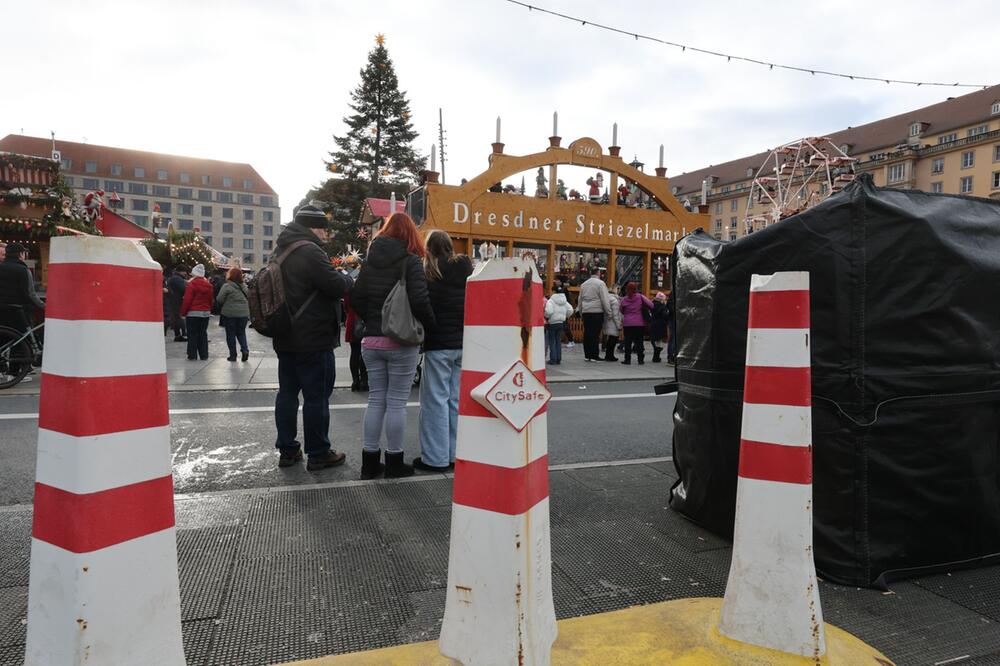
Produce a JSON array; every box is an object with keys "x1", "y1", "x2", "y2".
[{"x1": 282, "y1": 597, "x2": 893, "y2": 665}]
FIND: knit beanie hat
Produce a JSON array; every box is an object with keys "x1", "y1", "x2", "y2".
[
  {"x1": 294, "y1": 204, "x2": 329, "y2": 229},
  {"x1": 191, "y1": 264, "x2": 206, "y2": 278},
  {"x1": 655, "y1": 291, "x2": 667, "y2": 302}
]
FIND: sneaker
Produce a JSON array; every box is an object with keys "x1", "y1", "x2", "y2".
[
  {"x1": 567, "y1": 341, "x2": 575, "y2": 349},
  {"x1": 307, "y1": 450, "x2": 347, "y2": 471},
  {"x1": 278, "y1": 447, "x2": 303, "y2": 468}
]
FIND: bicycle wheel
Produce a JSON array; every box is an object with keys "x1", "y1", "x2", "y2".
[{"x1": 0, "y1": 326, "x2": 32, "y2": 389}]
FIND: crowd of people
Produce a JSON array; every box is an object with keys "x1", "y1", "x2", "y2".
[{"x1": 163, "y1": 263, "x2": 251, "y2": 363}]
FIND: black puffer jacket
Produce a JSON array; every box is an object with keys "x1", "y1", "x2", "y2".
[
  {"x1": 350, "y1": 236, "x2": 435, "y2": 339},
  {"x1": 271, "y1": 221, "x2": 351, "y2": 353},
  {"x1": 424, "y1": 255, "x2": 473, "y2": 351}
]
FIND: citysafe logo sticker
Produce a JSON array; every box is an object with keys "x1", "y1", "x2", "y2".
[{"x1": 471, "y1": 360, "x2": 552, "y2": 432}]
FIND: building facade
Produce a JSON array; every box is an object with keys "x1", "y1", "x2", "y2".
[
  {"x1": 670, "y1": 85, "x2": 1000, "y2": 241},
  {"x1": 0, "y1": 135, "x2": 281, "y2": 270}
]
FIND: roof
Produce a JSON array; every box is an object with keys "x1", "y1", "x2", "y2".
[
  {"x1": 95, "y1": 208, "x2": 156, "y2": 240},
  {"x1": 0, "y1": 135, "x2": 278, "y2": 197},
  {"x1": 359, "y1": 197, "x2": 403, "y2": 225},
  {"x1": 670, "y1": 84, "x2": 1000, "y2": 194}
]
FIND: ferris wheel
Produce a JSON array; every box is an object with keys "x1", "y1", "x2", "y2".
[{"x1": 744, "y1": 137, "x2": 857, "y2": 234}]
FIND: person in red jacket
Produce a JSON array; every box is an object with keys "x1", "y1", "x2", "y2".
[{"x1": 180, "y1": 263, "x2": 215, "y2": 360}]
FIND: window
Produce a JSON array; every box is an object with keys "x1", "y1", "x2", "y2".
[
  {"x1": 730, "y1": 217, "x2": 738, "y2": 228},
  {"x1": 128, "y1": 182, "x2": 148, "y2": 194},
  {"x1": 714, "y1": 202, "x2": 723, "y2": 214},
  {"x1": 888, "y1": 163, "x2": 906, "y2": 183},
  {"x1": 134, "y1": 167, "x2": 145, "y2": 178},
  {"x1": 930, "y1": 181, "x2": 944, "y2": 194},
  {"x1": 263, "y1": 240, "x2": 273, "y2": 251},
  {"x1": 714, "y1": 219, "x2": 722, "y2": 230},
  {"x1": 968, "y1": 125, "x2": 989, "y2": 138},
  {"x1": 730, "y1": 199, "x2": 738, "y2": 212},
  {"x1": 721, "y1": 186, "x2": 731, "y2": 194},
  {"x1": 819, "y1": 183, "x2": 829, "y2": 196},
  {"x1": 61, "y1": 158, "x2": 73, "y2": 170},
  {"x1": 178, "y1": 203, "x2": 194, "y2": 215},
  {"x1": 243, "y1": 223, "x2": 254, "y2": 235},
  {"x1": 263, "y1": 225, "x2": 273, "y2": 236},
  {"x1": 202, "y1": 236, "x2": 213, "y2": 246},
  {"x1": 216, "y1": 191, "x2": 233, "y2": 203},
  {"x1": 242, "y1": 178, "x2": 252, "y2": 189},
  {"x1": 222, "y1": 208, "x2": 234, "y2": 219},
  {"x1": 155, "y1": 201, "x2": 171, "y2": 213},
  {"x1": 263, "y1": 211, "x2": 274, "y2": 222},
  {"x1": 993, "y1": 172, "x2": 1000, "y2": 189},
  {"x1": 178, "y1": 219, "x2": 194, "y2": 231},
  {"x1": 222, "y1": 237, "x2": 233, "y2": 249},
  {"x1": 962, "y1": 150, "x2": 975, "y2": 169},
  {"x1": 960, "y1": 176, "x2": 974, "y2": 193},
  {"x1": 84, "y1": 160, "x2": 97, "y2": 173},
  {"x1": 938, "y1": 133, "x2": 958, "y2": 144},
  {"x1": 993, "y1": 102, "x2": 1000, "y2": 115},
  {"x1": 243, "y1": 239, "x2": 254, "y2": 250},
  {"x1": 243, "y1": 209, "x2": 254, "y2": 221},
  {"x1": 729, "y1": 232, "x2": 737, "y2": 241},
  {"x1": 222, "y1": 222, "x2": 234, "y2": 233},
  {"x1": 223, "y1": 176, "x2": 233, "y2": 188},
  {"x1": 157, "y1": 169, "x2": 168, "y2": 181},
  {"x1": 63, "y1": 176, "x2": 75, "y2": 187},
  {"x1": 132, "y1": 199, "x2": 148, "y2": 211},
  {"x1": 201, "y1": 221, "x2": 212, "y2": 232},
  {"x1": 82, "y1": 177, "x2": 100, "y2": 189},
  {"x1": 200, "y1": 205, "x2": 212, "y2": 216},
  {"x1": 198, "y1": 190, "x2": 212, "y2": 201},
  {"x1": 237, "y1": 193, "x2": 253, "y2": 204},
  {"x1": 201, "y1": 175, "x2": 211, "y2": 185},
  {"x1": 178, "y1": 187, "x2": 193, "y2": 198},
  {"x1": 909, "y1": 123, "x2": 921, "y2": 137},
  {"x1": 110, "y1": 164, "x2": 122, "y2": 176},
  {"x1": 931, "y1": 157, "x2": 945, "y2": 174},
  {"x1": 994, "y1": 146, "x2": 1000, "y2": 162},
  {"x1": 180, "y1": 172, "x2": 190, "y2": 184},
  {"x1": 260, "y1": 196, "x2": 274, "y2": 207},
  {"x1": 243, "y1": 254, "x2": 254, "y2": 265},
  {"x1": 133, "y1": 214, "x2": 149, "y2": 227},
  {"x1": 152, "y1": 185, "x2": 170, "y2": 197}
]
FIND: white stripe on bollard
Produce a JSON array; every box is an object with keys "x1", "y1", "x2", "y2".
[
  {"x1": 719, "y1": 271, "x2": 826, "y2": 658},
  {"x1": 42, "y1": 319, "x2": 168, "y2": 377},
  {"x1": 455, "y1": 414, "x2": 549, "y2": 469}
]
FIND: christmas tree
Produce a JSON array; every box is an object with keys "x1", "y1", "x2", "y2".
[{"x1": 309, "y1": 34, "x2": 423, "y2": 256}]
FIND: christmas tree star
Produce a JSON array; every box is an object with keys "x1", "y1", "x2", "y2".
[{"x1": 375, "y1": 33, "x2": 385, "y2": 45}]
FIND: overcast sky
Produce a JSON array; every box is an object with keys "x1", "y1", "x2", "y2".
[{"x1": 5, "y1": 0, "x2": 997, "y2": 217}]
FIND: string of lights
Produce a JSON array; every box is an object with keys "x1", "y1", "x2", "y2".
[{"x1": 504, "y1": 0, "x2": 992, "y2": 89}]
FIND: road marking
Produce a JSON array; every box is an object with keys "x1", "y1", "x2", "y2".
[{"x1": 0, "y1": 392, "x2": 663, "y2": 421}]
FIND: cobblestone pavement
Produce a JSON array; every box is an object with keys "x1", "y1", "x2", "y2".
[{"x1": 1, "y1": 460, "x2": 998, "y2": 665}]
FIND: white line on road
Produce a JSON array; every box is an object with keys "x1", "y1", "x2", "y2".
[{"x1": 0, "y1": 392, "x2": 662, "y2": 421}]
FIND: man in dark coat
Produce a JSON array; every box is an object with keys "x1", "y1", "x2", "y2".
[
  {"x1": 272, "y1": 204, "x2": 352, "y2": 471},
  {"x1": 0, "y1": 243, "x2": 45, "y2": 332},
  {"x1": 166, "y1": 265, "x2": 189, "y2": 341}
]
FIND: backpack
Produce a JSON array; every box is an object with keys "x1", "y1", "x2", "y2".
[
  {"x1": 380, "y1": 258, "x2": 424, "y2": 345},
  {"x1": 248, "y1": 240, "x2": 317, "y2": 338}
]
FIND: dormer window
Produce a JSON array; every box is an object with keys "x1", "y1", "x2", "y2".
[
  {"x1": 909, "y1": 122, "x2": 922, "y2": 137},
  {"x1": 840, "y1": 144, "x2": 851, "y2": 154},
  {"x1": 992, "y1": 101, "x2": 1000, "y2": 115},
  {"x1": 746, "y1": 167, "x2": 754, "y2": 178}
]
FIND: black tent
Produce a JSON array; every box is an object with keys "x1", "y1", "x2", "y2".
[{"x1": 670, "y1": 174, "x2": 1000, "y2": 587}]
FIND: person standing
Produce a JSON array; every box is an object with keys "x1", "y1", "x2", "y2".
[
  {"x1": 649, "y1": 292, "x2": 669, "y2": 363},
  {"x1": 415, "y1": 230, "x2": 472, "y2": 472},
  {"x1": 167, "y1": 265, "x2": 189, "y2": 341},
  {"x1": 577, "y1": 268, "x2": 611, "y2": 362},
  {"x1": 272, "y1": 204, "x2": 352, "y2": 471},
  {"x1": 216, "y1": 267, "x2": 250, "y2": 362},
  {"x1": 343, "y1": 293, "x2": 368, "y2": 392},
  {"x1": 0, "y1": 243, "x2": 44, "y2": 332},
  {"x1": 552, "y1": 277, "x2": 575, "y2": 349},
  {"x1": 350, "y1": 213, "x2": 435, "y2": 480},
  {"x1": 603, "y1": 284, "x2": 623, "y2": 362},
  {"x1": 544, "y1": 290, "x2": 573, "y2": 365},
  {"x1": 180, "y1": 264, "x2": 213, "y2": 361},
  {"x1": 619, "y1": 281, "x2": 654, "y2": 365}
]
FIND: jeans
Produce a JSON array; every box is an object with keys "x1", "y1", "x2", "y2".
[
  {"x1": 274, "y1": 350, "x2": 336, "y2": 456},
  {"x1": 223, "y1": 316, "x2": 249, "y2": 358},
  {"x1": 623, "y1": 326, "x2": 645, "y2": 363},
  {"x1": 349, "y1": 338, "x2": 367, "y2": 386},
  {"x1": 545, "y1": 324, "x2": 564, "y2": 364},
  {"x1": 362, "y1": 345, "x2": 419, "y2": 454},
  {"x1": 418, "y1": 349, "x2": 462, "y2": 467},
  {"x1": 582, "y1": 313, "x2": 604, "y2": 360},
  {"x1": 185, "y1": 316, "x2": 209, "y2": 359}
]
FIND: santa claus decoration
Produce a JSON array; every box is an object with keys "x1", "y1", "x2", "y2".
[{"x1": 83, "y1": 190, "x2": 105, "y2": 222}]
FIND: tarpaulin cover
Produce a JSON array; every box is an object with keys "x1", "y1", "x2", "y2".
[{"x1": 669, "y1": 174, "x2": 1000, "y2": 587}]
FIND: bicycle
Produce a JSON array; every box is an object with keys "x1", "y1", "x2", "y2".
[{"x1": 0, "y1": 321, "x2": 43, "y2": 389}]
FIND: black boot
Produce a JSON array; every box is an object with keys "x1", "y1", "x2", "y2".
[
  {"x1": 652, "y1": 348, "x2": 661, "y2": 363},
  {"x1": 384, "y1": 452, "x2": 415, "y2": 478},
  {"x1": 360, "y1": 450, "x2": 384, "y2": 480}
]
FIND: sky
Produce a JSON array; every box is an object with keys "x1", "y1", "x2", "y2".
[{"x1": 4, "y1": 0, "x2": 998, "y2": 218}]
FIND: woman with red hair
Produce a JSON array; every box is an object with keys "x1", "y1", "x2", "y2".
[{"x1": 350, "y1": 213, "x2": 436, "y2": 479}]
